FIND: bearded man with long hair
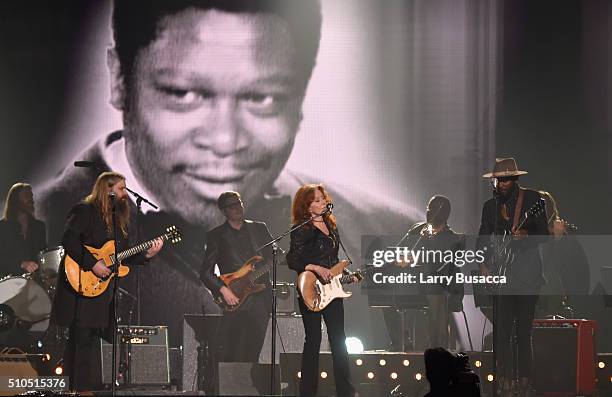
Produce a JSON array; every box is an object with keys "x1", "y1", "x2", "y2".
[{"x1": 51, "y1": 172, "x2": 163, "y2": 391}]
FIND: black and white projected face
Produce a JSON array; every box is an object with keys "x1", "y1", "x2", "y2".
[
  {"x1": 18, "y1": 0, "x2": 498, "y2": 235},
  {"x1": 117, "y1": 10, "x2": 304, "y2": 226}
]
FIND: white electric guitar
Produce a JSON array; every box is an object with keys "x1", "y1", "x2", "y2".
[{"x1": 296, "y1": 260, "x2": 364, "y2": 312}]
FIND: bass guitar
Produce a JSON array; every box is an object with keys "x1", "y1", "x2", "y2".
[
  {"x1": 64, "y1": 226, "x2": 182, "y2": 297},
  {"x1": 214, "y1": 255, "x2": 286, "y2": 312}
]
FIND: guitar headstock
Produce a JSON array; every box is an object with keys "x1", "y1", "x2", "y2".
[
  {"x1": 165, "y1": 225, "x2": 183, "y2": 244},
  {"x1": 352, "y1": 269, "x2": 364, "y2": 282},
  {"x1": 527, "y1": 198, "x2": 546, "y2": 218}
]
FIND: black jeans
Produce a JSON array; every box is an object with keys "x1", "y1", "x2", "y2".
[
  {"x1": 63, "y1": 326, "x2": 104, "y2": 391},
  {"x1": 494, "y1": 295, "x2": 538, "y2": 379},
  {"x1": 298, "y1": 298, "x2": 355, "y2": 397},
  {"x1": 216, "y1": 292, "x2": 270, "y2": 362}
]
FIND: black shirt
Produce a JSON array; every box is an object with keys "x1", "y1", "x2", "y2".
[
  {"x1": 200, "y1": 220, "x2": 273, "y2": 294},
  {"x1": 0, "y1": 217, "x2": 47, "y2": 277},
  {"x1": 476, "y1": 184, "x2": 549, "y2": 292},
  {"x1": 287, "y1": 223, "x2": 340, "y2": 273}
]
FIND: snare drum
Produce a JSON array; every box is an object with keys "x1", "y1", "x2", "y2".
[
  {"x1": 0, "y1": 275, "x2": 51, "y2": 332},
  {"x1": 38, "y1": 246, "x2": 64, "y2": 276}
]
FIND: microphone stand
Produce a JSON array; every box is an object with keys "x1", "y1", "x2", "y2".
[
  {"x1": 490, "y1": 184, "x2": 500, "y2": 397},
  {"x1": 256, "y1": 206, "x2": 333, "y2": 396},
  {"x1": 110, "y1": 193, "x2": 120, "y2": 395},
  {"x1": 124, "y1": 187, "x2": 158, "y2": 326}
]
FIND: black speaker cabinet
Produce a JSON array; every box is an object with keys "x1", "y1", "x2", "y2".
[
  {"x1": 100, "y1": 326, "x2": 170, "y2": 386},
  {"x1": 258, "y1": 314, "x2": 329, "y2": 364}
]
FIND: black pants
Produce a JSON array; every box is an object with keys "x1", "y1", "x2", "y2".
[
  {"x1": 494, "y1": 295, "x2": 538, "y2": 379},
  {"x1": 382, "y1": 294, "x2": 450, "y2": 351},
  {"x1": 63, "y1": 325, "x2": 105, "y2": 391},
  {"x1": 426, "y1": 294, "x2": 449, "y2": 349},
  {"x1": 216, "y1": 291, "x2": 270, "y2": 362},
  {"x1": 298, "y1": 298, "x2": 355, "y2": 397}
]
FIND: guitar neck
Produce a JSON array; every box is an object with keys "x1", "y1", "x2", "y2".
[
  {"x1": 116, "y1": 233, "x2": 169, "y2": 262},
  {"x1": 250, "y1": 257, "x2": 287, "y2": 280},
  {"x1": 252, "y1": 262, "x2": 271, "y2": 280}
]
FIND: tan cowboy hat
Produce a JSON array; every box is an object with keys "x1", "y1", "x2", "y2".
[{"x1": 482, "y1": 157, "x2": 528, "y2": 178}]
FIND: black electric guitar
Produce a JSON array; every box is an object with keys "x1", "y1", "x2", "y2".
[{"x1": 491, "y1": 197, "x2": 545, "y2": 277}]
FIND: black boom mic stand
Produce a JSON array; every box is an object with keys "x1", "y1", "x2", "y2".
[{"x1": 110, "y1": 192, "x2": 120, "y2": 395}]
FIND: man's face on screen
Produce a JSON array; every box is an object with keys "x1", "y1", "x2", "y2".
[{"x1": 117, "y1": 9, "x2": 305, "y2": 226}]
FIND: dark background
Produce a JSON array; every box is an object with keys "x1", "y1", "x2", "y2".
[{"x1": 498, "y1": 0, "x2": 612, "y2": 235}]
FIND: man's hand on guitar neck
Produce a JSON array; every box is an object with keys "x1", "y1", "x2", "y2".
[
  {"x1": 92, "y1": 260, "x2": 111, "y2": 278},
  {"x1": 220, "y1": 286, "x2": 240, "y2": 306},
  {"x1": 145, "y1": 237, "x2": 164, "y2": 259}
]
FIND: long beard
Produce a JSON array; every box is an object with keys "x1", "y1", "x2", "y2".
[{"x1": 105, "y1": 198, "x2": 131, "y2": 237}]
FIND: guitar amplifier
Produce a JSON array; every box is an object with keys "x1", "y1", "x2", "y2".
[
  {"x1": 276, "y1": 282, "x2": 298, "y2": 314},
  {"x1": 259, "y1": 314, "x2": 329, "y2": 364},
  {"x1": 532, "y1": 319, "x2": 597, "y2": 396},
  {"x1": 100, "y1": 325, "x2": 170, "y2": 386}
]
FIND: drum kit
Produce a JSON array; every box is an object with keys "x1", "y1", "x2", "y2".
[{"x1": 0, "y1": 246, "x2": 68, "y2": 354}]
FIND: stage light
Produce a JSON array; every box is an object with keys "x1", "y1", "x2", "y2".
[
  {"x1": 345, "y1": 337, "x2": 364, "y2": 354},
  {"x1": 415, "y1": 373, "x2": 422, "y2": 381},
  {"x1": 402, "y1": 359, "x2": 410, "y2": 366},
  {"x1": 297, "y1": 371, "x2": 301, "y2": 379},
  {"x1": 487, "y1": 374, "x2": 494, "y2": 382},
  {"x1": 355, "y1": 359, "x2": 363, "y2": 366},
  {"x1": 390, "y1": 372, "x2": 398, "y2": 380},
  {"x1": 36, "y1": 340, "x2": 43, "y2": 349},
  {"x1": 475, "y1": 360, "x2": 482, "y2": 368},
  {"x1": 367, "y1": 372, "x2": 375, "y2": 380},
  {"x1": 379, "y1": 359, "x2": 386, "y2": 366},
  {"x1": 321, "y1": 372, "x2": 328, "y2": 379},
  {"x1": 598, "y1": 361, "x2": 605, "y2": 369},
  {"x1": 54, "y1": 365, "x2": 63, "y2": 375}
]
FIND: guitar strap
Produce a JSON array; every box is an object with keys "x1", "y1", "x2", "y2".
[
  {"x1": 336, "y1": 229, "x2": 354, "y2": 268},
  {"x1": 512, "y1": 188, "x2": 526, "y2": 232}
]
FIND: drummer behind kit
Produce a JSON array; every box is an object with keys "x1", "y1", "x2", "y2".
[{"x1": 0, "y1": 246, "x2": 63, "y2": 333}]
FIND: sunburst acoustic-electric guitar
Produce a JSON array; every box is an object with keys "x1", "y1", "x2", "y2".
[{"x1": 64, "y1": 226, "x2": 182, "y2": 297}]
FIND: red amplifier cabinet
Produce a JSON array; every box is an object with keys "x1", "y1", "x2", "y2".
[{"x1": 532, "y1": 319, "x2": 597, "y2": 396}]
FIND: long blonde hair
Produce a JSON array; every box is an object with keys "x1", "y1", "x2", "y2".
[
  {"x1": 85, "y1": 172, "x2": 130, "y2": 237},
  {"x1": 2, "y1": 182, "x2": 32, "y2": 221}
]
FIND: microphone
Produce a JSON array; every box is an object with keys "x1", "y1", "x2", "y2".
[
  {"x1": 320, "y1": 202, "x2": 334, "y2": 216},
  {"x1": 491, "y1": 178, "x2": 500, "y2": 196},
  {"x1": 108, "y1": 192, "x2": 116, "y2": 200},
  {"x1": 322, "y1": 203, "x2": 334, "y2": 214},
  {"x1": 74, "y1": 161, "x2": 99, "y2": 168}
]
